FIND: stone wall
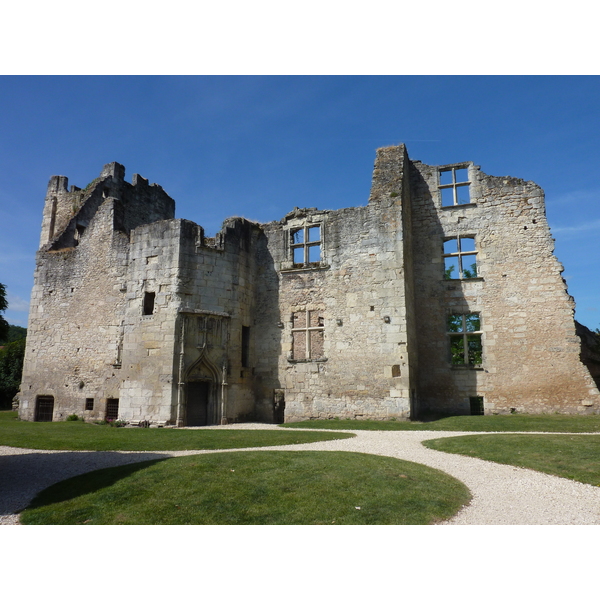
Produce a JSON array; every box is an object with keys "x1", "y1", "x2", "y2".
[
  {"x1": 258, "y1": 146, "x2": 417, "y2": 421},
  {"x1": 19, "y1": 164, "x2": 177, "y2": 422},
  {"x1": 410, "y1": 159, "x2": 599, "y2": 415},
  {"x1": 19, "y1": 148, "x2": 599, "y2": 424}
]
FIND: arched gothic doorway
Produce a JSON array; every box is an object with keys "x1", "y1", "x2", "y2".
[{"x1": 184, "y1": 356, "x2": 220, "y2": 426}]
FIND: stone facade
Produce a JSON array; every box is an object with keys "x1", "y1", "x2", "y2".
[{"x1": 18, "y1": 145, "x2": 600, "y2": 425}]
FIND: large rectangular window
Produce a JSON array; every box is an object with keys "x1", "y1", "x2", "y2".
[
  {"x1": 440, "y1": 166, "x2": 470, "y2": 206},
  {"x1": 291, "y1": 310, "x2": 324, "y2": 360},
  {"x1": 291, "y1": 225, "x2": 321, "y2": 267},
  {"x1": 448, "y1": 313, "x2": 482, "y2": 366},
  {"x1": 443, "y1": 236, "x2": 478, "y2": 279}
]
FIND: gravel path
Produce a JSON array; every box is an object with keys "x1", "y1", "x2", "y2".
[{"x1": 2, "y1": 425, "x2": 600, "y2": 525}]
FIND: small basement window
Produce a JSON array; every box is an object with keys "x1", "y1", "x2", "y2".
[
  {"x1": 85, "y1": 398, "x2": 94, "y2": 411},
  {"x1": 143, "y1": 292, "x2": 155, "y2": 315}
]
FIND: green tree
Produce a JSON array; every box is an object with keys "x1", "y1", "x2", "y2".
[
  {"x1": 2, "y1": 324, "x2": 27, "y2": 343},
  {"x1": 0, "y1": 337, "x2": 25, "y2": 409}
]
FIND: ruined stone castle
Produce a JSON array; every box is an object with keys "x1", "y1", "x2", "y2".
[{"x1": 18, "y1": 144, "x2": 600, "y2": 425}]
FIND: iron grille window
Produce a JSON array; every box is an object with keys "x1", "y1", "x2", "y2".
[
  {"x1": 470, "y1": 396, "x2": 485, "y2": 415},
  {"x1": 35, "y1": 396, "x2": 54, "y2": 422},
  {"x1": 106, "y1": 398, "x2": 119, "y2": 421},
  {"x1": 85, "y1": 398, "x2": 94, "y2": 411}
]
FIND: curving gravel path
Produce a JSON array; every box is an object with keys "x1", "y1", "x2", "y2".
[{"x1": 2, "y1": 425, "x2": 600, "y2": 525}]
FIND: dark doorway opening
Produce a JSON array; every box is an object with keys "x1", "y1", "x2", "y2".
[
  {"x1": 470, "y1": 396, "x2": 484, "y2": 416},
  {"x1": 273, "y1": 389, "x2": 285, "y2": 424},
  {"x1": 35, "y1": 396, "x2": 54, "y2": 422},
  {"x1": 187, "y1": 381, "x2": 210, "y2": 426}
]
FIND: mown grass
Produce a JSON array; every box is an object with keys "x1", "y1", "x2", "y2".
[
  {"x1": 20, "y1": 451, "x2": 471, "y2": 525},
  {"x1": 423, "y1": 434, "x2": 600, "y2": 486},
  {"x1": 281, "y1": 414, "x2": 600, "y2": 433},
  {"x1": 0, "y1": 411, "x2": 353, "y2": 451}
]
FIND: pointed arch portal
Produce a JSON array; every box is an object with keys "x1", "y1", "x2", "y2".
[{"x1": 184, "y1": 355, "x2": 221, "y2": 426}]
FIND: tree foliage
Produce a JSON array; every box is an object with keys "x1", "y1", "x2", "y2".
[
  {"x1": 1, "y1": 324, "x2": 27, "y2": 344},
  {"x1": 0, "y1": 283, "x2": 27, "y2": 408},
  {"x1": 0, "y1": 337, "x2": 25, "y2": 409}
]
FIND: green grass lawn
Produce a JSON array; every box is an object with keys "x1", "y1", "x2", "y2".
[
  {"x1": 0, "y1": 411, "x2": 354, "y2": 451},
  {"x1": 423, "y1": 434, "x2": 600, "y2": 486},
  {"x1": 281, "y1": 414, "x2": 600, "y2": 433},
  {"x1": 20, "y1": 451, "x2": 471, "y2": 525}
]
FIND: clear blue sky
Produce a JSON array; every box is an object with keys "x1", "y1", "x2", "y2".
[{"x1": 1, "y1": 76, "x2": 599, "y2": 329}]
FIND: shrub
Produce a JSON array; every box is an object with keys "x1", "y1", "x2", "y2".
[{"x1": 66, "y1": 414, "x2": 79, "y2": 421}]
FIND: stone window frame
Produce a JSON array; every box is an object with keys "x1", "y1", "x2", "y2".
[
  {"x1": 281, "y1": 214, "x2": 328, "y2": 272},
  {"x1": 443, "y1": 235, "x2": 480, "y2": 280},
  {"x1": 447, "y1": 312, "x2": 483, "y2": 367},
  {"x1": 439, "y1": 163, "x2": 472, "y2": 207},
  {"x1": 289, "y1": 308, "x2": 326, "y2": 363},
  {"x1": 291, "y1": 224, "x2": 322, "y2": 267}
]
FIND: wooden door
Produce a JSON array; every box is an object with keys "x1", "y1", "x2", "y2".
[{"x1": 186, "y1": 382, "x2": 210, "y2": 426}]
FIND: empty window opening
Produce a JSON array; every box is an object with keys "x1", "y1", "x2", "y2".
[
  {"x1": 143, "y1": 292, "x2": 155, "y2": 315},
  {"x1": 391, "y1": 364, "x2": 401, "y2": 377},
  {"x1": 85, "y1": 398, "x2": 94, "y2": 411},
  {"x1": 470, "y1": 396, "x2": 485, "y2": 415},
  {"x1": 444, "y1": 236, "x2": 478, "y2": 279},
  {"x1": 448, "y1": 313, "x2": 482, "y2": 366},
  {"x1": 292, "y1": 310, "x2": 325, "y2": 360},
  {"x1": 291, "y1": 225, "x2": 321, "y2": 267},
  {"x1": 34, "y1": 395, "x2": 54, "y2": 422},
  {"x1": 241, "y1": 326, "x2": 250, "y2": 368},
  {"x1": 440, "y1": 166, "x2": 470, "y2": 206},
  {"x1": 106, "y1": 398, "x2": 119, "y2": 421}
]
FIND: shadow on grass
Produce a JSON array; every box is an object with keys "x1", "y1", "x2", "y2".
[
  {"x1": 0, "y1": 451, "x2": 170, "y2": 514},
  {"x1": 25, "y1": 458, "x2": 170, "y2": 512}
]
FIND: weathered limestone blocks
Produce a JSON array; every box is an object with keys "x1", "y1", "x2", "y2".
[{"x1": 19, "y1": 148, "x2": 599, "y2": 425}]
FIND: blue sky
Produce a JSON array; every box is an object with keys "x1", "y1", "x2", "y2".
[{"x1": 1, "y1": 75, "x2": 599, "y2": 329}]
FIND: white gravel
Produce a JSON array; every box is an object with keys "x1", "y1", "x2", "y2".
[{"x1": 2, "y1": 425, "x2": 600, "y2": 525}]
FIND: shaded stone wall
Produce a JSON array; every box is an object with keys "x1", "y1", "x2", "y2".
[{"x1": 410, "y1": 160, "x2": 599, "y2": 415}]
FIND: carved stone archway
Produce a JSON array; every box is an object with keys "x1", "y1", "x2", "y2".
[{"x1": 183, "y1": 355, "x2": 221, "y2": 426}]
